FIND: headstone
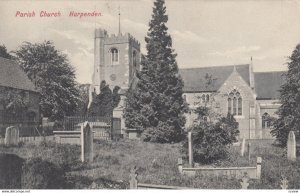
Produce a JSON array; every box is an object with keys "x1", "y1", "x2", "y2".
[
  {"x1": 130, "y1": 166, "x2": 138, "y2": 189},
  {"x1": 287, "y1": 131, "x2": 296, "y2": 161},
  {"x1": 241, "y1": 138, "x2": 246, "y2": 156},
  {"x1": 81, "y1": 122, "x2": 93, "y2": 162},
  {"x1": 240, "y1": 172, "x2": 249, "y2": 189},
  {"x1": 188, "y1": 131, "x2": 193, "y2": 167},
  {"x1": 280, "y1": 175, "x2": 288, "y2": 189},
  {"x1": 4, "y1": 126, "x2": 19, "y2": 146}
]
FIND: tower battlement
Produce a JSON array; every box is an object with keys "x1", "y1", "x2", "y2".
[{"x1": 94, "y1": 28, "x2": 140, "y2": 50}]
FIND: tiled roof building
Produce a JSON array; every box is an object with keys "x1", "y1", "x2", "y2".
[
  {"x1": 180, "y1": 63, "x2": 285, "y2": 139},
  {"x1": 0, "y1": 57, "x2": 40, "y2": 124}
]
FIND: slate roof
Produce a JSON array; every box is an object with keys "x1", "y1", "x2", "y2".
[
  {"x1": 254, "y1": 71, "x2": 285, "y2": 99},
  {"x1": 179, "y1": 64, "x2": 250, "y2": 92},
  {"x1": 0, "y1": 57, "x2": 37, "y2": 92}
]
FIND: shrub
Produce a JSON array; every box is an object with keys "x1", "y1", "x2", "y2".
[
  {"x1": 22, "y1": 157, "x2": 66, "y2": 189},
  {"x1": 182, "y1": 113, "x2": 239, "y2": 164},
  {"x1": 0, "y1": 153, "x2": 24, "y2": 189}
]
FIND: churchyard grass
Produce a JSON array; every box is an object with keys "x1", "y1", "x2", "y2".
[{"x1": 0, "y1": 138, "x2": 299, "y2": 189}]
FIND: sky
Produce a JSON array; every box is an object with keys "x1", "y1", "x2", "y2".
[{"x1": 0, "y1": 0, "x2": 300, "y2": 84}]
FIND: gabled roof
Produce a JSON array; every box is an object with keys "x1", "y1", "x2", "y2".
[
  {"x1": 179, "y1": 64, "x2": 250, "y2": 92},
  {"x1": 254, "y1": 71, "x2": 285, "y2": 99},
  {"x1": 0, "y1": 57, "x2": 37, "y2": 92}
]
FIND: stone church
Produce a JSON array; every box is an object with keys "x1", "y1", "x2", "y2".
[
  {"x1": 89, "y1": 28, "x2": 141, "y2": 137},
  {"x1": 90, "y1": 28, "x2": 285, "y2": 139}
]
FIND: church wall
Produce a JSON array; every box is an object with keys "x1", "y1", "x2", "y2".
[
  {"x1": 103, "y1": 42, "x2": 130, "y2": 89},
  {"x1": 216, "y1": 70, "x2": 257, "y2": 139}
]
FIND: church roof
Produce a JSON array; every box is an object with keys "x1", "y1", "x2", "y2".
[
  {"x1": 179, "y1": 64, "x2": 250, "y2": 92},
  {"x1": 254, "y1": 71, "x2": 285, "y2": 99},
  {"x1": 0, "y1": 57, "x2": 37, "y2": 92}
]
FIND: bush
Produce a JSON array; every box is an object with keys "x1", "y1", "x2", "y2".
[
  {"x1": 0, "y1": 153, "x2": 24, "y2": 189},
  {"x1": 182, "y1": 113, "x2": 239, "y2": 164},
  {"x1": 22, "y1": 157, "x2": 66, "y2": 189}
]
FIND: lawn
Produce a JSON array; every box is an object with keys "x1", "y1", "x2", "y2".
[{"x1": 0, "y1": 138, "x2": 299, "y2": 189}]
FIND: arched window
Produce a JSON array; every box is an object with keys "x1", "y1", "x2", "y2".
[
  {"x1": 262, "y1": 112, "x2": 270, "y2": 128},
  {"x1": 183, "y1": 94, "x2": 186, "y2": 102},
  {"x1": 233, "y1": 97, "x2": 237, "y2": 115},
  {"x1": 228, "y1": 89, "x2": 242, "y2": 115},
  {"x1": 228, "y1": 98, "x2": 232, "y2": 113},
  {"x1": 110, "y1": 48, "x2": 119, "y2": 65},
  {"x1": 206, "y1": 94, "x2": 209, "y2": 102},
  {"x1": 201, "y1": 94, "x2": 205, "y2": 103},
  {"x1": 133, "y1": 51, "x2": 137, "y2": 67}
]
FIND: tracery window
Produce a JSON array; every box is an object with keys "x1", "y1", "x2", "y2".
[
  {"x1": 228, "y1": 89, "x2": 242, "y2": 115},
  {"x1": 262, "y1": 112, "x2": 270, "y2": 128}
]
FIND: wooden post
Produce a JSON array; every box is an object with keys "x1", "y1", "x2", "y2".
[
  {"x1": 248, "y1": 142, "x2": 251, "y2": 162},
  {"x1": 188, "y1": 131, "x2": 193, "y2": 167},
  {"x1": 256, "y1": 157, "x2": 262, "y2": 179},
  {"x1": 130, "y1": 166, "x2": 138, "y2": 189},
  {"x1": 178, "y1": 158, "x2": 183, "y2": 174},
  {"x1": 241, "y1": 138, "x2": 245, "y2": 156}
]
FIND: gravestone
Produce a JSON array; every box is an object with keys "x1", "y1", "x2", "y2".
[
  {"x1": 5, "y1": 126, "x2": 19, "y2": 146},
  {"x1": 81, "y1": 122, "x2": 93, "y2": 162},
  {"x1": 287, "y1": 131, "x2": 296, "y2": 161},
  {"x1": 241, "y1": 138, "x2": 246, "y2": 156}
]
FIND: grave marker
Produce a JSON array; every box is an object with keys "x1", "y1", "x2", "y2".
[
  {"x1": 81, "y1": 122, "x2": 93, "y2": 162},
  {"x1": 4, "y1": 126, "x2": 19, "y2": 146},
  {"x1": 287, "y1": 131, "x2": 296, "y2": 161}
]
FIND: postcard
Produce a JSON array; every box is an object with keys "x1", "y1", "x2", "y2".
[{"x1": 0, "y1": 0, "x2": 299, "y2": 191}]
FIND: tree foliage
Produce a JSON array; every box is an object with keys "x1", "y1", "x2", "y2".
[
  {"x1": 182, "y1": 106, "x2": 239, "y2": 164},
  {"x1": 88, "y1": 81, "x2": 120, "y2": 117},
  {"x1": 0, "y1": 44, "x2": 12, "y2": 59},
  {"x1": 272, "y1": 44, "x2": 300, "y2": 146},
  {"x1": 124, "y1": 0, "x2": 187, "y2": 143},
  {"x1": 0, "y1": 87, "x2": 29, "y2": 117},
  {"x1": 74, "y1": 84, "x2": 90, "y2": 116},
  {"x1": 14, "y1": 41, "x2": 80, "y2": 120}
]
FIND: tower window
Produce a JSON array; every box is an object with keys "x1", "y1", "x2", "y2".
[
  {"x1": 110, "y1": 48, "x2": 119, "y2": 65},
  {"x1": 133, "y1": 51, "x2": 137, "y2": 67},
  {"x1": 228, "y1": 89, "x2": 242, "y2": 115}
]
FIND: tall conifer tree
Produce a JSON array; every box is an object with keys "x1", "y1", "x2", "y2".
[
  {"x1": 124, "y1": 0, "x2": 187, "y2": 143},
  {"x1": 272, "y1": 44, "x2": 300, "y2": 146}
]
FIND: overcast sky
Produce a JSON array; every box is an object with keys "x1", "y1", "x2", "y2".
[{"x1": 0, "y1": 0, "x2": 300, "y2": 84}]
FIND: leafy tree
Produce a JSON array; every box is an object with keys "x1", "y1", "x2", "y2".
[
  {"x1": 14, "y1": 41, "x2": 80, "y2": 120},
  {"x1": 0, "y1": 87, "x2": 29, "y2": 120},
  {"x1": 74, "y1": 84, "x2": 90, "y2": 116},
  {"x1": 272, "y1": 44, "x2": 300, "y2": 146},
  {"x1": 0, "y1": 44, "x2": 12, "y2": 59},
  {"x1": 88, "y1": 81, "x2": 121, "y2": 117},
  {"x1": 182, "y1": 109, "x2": 239, "y2": 164},
  {"x1": 124, "y1": 0, "x2": 187, "y2": 143}
]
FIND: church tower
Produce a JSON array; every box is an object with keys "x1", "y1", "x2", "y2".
[{"x1": 91, "y1": 28, "x2": 141, "y2": 94}]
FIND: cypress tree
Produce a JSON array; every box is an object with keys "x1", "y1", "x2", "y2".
[
  {"x1": 124, "y1": 0, "x2": 187, "y2": 143},
  {"x1": 272, "y1": 44, "x2": 300, "y2": 146}
]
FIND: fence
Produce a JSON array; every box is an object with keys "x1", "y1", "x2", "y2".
[{"x1": 62, "y1": 116, "x2": 121, "y2": 140}]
